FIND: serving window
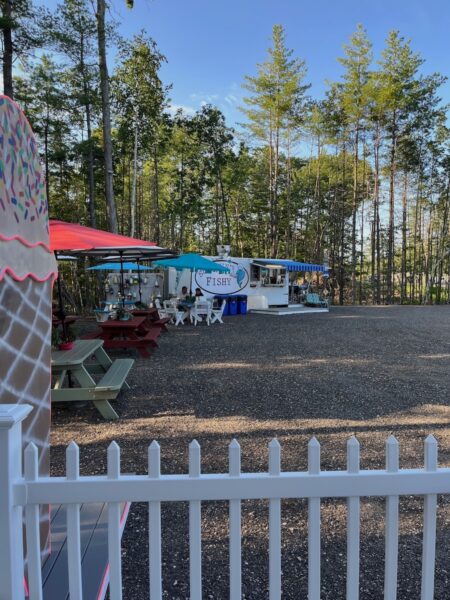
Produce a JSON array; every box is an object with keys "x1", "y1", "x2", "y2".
[{"x1": 251, "y1": 264, "x2": 287, "y2": 287}]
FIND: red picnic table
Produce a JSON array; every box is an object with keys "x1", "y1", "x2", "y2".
[
  {"x1": 95, "y1": 316, "x2": 159, "y2": 358},
  {"x1": 131, "y1": 308, "x2": 170, "y2": 331}
]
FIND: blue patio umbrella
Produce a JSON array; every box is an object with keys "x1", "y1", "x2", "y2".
[
  {"x1": 87, "y1": 262, "x2": 153, "y2": 271},
  {"x1": 87, "y1": 262, "x2": 154, "y2": 302},
  {"x1": 153, "y1": 253, "x2": 230, "y2": 294}
]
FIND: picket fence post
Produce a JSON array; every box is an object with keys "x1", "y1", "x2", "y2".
[{"x1": 0, "y1": 404, "x2": 33, "y2": 600}]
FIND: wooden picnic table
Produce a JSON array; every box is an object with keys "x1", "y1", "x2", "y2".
[
  {"x1": 97, "y1": 316, "x2": 159, "y2": 358},
  {"x1": 51, "y1": 339, "x2": 134, "y2": 420},
  {"x1": 131, "y1": 308, "x2": 169, "y2": 331}
]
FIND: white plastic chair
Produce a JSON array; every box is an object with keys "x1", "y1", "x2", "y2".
[
  {"x1": 155, "y1": 298, "x2": 172, "y2": 322},
  {"x1": 210, "y1": 300, "x2": 226, "y2": 324},
  {"x1": 191, "y1": 300, "x2": 212, "y2": 326},
  {"x1": 163, "y1": 299, "x2": 187, "y2": 326},
  {"x1": 174, "y1": 309, "x2": 187, "y2": 326}
]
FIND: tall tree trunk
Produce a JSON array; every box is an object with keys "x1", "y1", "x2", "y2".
[
  {"x1": 44, "y1": 110, "x2": 50, "y2": 208},
  {"x1": 2, "y1": 0, "x2": 13, "y2": 98},
  {"x1": 401, "y1": 173, "x2": 408, "y2": 304},
  {"x1": 339, "y1": 142, "x2": 347, "y2": 305},
  {"x1": 234, "y1": 195, "x2": 244, "y2": 256},
  {"x1": 178, "y1": 153, "x2": 185, "y2": 249},
  {"x1": 268, "y1": 128, "x2": 273, "y2": 256},
  {"x1": 285, "y1": 131, "x2": 292, "y2": 257},
  {"x1": 272, "y1": 124, "x2": 280, "y2": 257},
  {"x1": 351, "y1": 126, "x2": 359, "y2": 304},
  {"x1": 85, "y1": 102, "x2": 96, "y2": 228},
  {"x1": 152, "y1": 146, "x2": 160, "y2": 244},
  {"x1": 314, "y1": 134, "x2": 322, "y2": 262},
  {"x1": 418, "y1": 203, "x2": 424, "y2": 302},
  {"x1": 214, "y1": 181, "x2": 220, "y2": 247},
  {"x1": 358, "y1": 138, "x2": 367, "y2": 304},
  {"x1": 387, "y1": 113, "x2": 397, "y2": 303},
  {"x1": 214, "y1": 152, "x2": 231, "y2": 245},
  {"x1": 359, "y1": 199, "x2": 364, "y2": 304},
  {"x1": 436, "y1": 175, "x2": 450, "y2": 303},
  {"x1": 372, "y1": 128, "x2": 381, "y2": 304},
  {"x1": 130, "y1": 122, "x2": 138, "y2": 237},
  {"x1": 411, "y1": 169, "x2": 422, "y2": 302},
  {"x1": 79, "y1": 29, "x2": 96, "y2": 228},
  {"x1": 424, "y1": 207, "x2": 433, "y2": 304},
  {"x1": 96, "y1": 0, "x2": 117, "y2": 232}
]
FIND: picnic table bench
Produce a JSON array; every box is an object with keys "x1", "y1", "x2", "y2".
[
  {"x1": 86, "y1": 316, "x2": 159, "y2": 358},
  {"x1": 51, "y1": 339, "x2": 134, "y2": 420}
]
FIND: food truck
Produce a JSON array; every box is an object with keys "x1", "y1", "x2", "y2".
[{"x1": 166, "y1": 246, "x2": 328, "y2": 310}]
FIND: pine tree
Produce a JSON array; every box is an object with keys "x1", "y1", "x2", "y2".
[
  {"x1": 15, "y1": 54, "x2": 68, "y2": 208},
  {"x1": 337, "y1": 24, "x2": 372, "y2": 303},
  {"x1": 112, "y1": 32, "x2": 169, "y2": 237},
  {"x1": 378, "y1": 31, "x2": 423, "y2": 302},
  {"x1": 0, "y1": 0, "x2": 45, "y2": 98},
  {"x1": 50, "y1": 0, "x2": 100, "y2": 226},
  {"x1": 241, "y1": 24, "x2": 309, "y2": 257}
]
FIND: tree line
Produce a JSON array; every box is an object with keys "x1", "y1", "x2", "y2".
[{"x1": 1, "y1": 1, "x2": 449, "y2": 304}]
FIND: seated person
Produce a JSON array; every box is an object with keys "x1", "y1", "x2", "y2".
[
  {"x1": 178, "y1": 286, "x2": 195, "y2": 310},
  {"x1": 194, "y1": 287, "x2": 203, "y2": 299}
]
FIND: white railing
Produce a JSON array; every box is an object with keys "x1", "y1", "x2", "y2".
[{"x1": 0, "y1": 404, "x2": 448, "y2": 600}]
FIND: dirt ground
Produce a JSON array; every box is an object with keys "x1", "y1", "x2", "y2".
[{"x1": 50, "y1": 305, "x2": 450, "y2": 599}]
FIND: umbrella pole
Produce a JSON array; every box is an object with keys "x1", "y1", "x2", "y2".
[
  {"x1": 119, "y1": 252, "x2": 125, "y2": 308},
  {"x1": 137, "y1": 260, "x2": 142, "y2": 303}
]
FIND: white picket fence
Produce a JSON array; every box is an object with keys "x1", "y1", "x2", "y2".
[{"x1": 1, "y1": 404, "x2": 449, "y2": 600}]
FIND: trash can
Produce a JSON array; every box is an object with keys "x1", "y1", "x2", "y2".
[
  {"x1": 228, "y1": 296, "x2": 238, "y2": 316},
  {"x1": 237, "y1": 295, "x2": 248, "y2": 315}
]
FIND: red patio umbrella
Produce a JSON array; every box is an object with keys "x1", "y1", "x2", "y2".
[
  {"x1": 49, "y1": 220, "x2": 176, "y2": 332},
  {"x1": 49, "y1": 219, "x2": 159, "y2": 253}
]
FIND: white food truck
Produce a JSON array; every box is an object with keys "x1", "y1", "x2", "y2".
[{"x1": 166, "y1": 246, "x2": 328, "y2": 310}]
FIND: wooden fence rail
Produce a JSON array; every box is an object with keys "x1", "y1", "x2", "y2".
[{"x1": 0, "y1": 404, "x2": 446, "y2": 600}]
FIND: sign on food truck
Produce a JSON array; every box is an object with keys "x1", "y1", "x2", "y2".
[{"x1": 195, "y1": 259, "x2": 249, "y2": 295}]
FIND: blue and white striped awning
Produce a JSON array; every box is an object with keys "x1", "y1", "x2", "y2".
[{"x1": 253, "y1": 259, "x2": 328, "y2": 273}]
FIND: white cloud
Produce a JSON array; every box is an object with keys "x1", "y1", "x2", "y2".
[
  {"x1": 166, "y1": 103, "x2": 196, "y2": 117},
  {"x1": 224, "y1": 94, "x2": 238, "y2": 105},
  {"x1": 190, "y1": 92, "x2": 219, "y2": 103}
]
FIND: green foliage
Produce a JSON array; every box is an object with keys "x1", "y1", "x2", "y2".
[
  {"x1": 0, "y1": 0, "x2": 47, "y2": 63},
  {"x1": 2, "y1": 8, "x2": 449, "y2": 306}
]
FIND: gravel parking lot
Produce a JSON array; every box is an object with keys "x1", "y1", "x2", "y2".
[{"x1": 51, "y1": 305, "x2": 450, "y2": 599}]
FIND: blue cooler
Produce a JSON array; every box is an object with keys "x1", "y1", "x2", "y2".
[
  {"x1": 228, "y1": 296, "x2": 238, "y2": 315},
  {"x1": 237, "y1": 295, "x2": 248, "y2": 315}
]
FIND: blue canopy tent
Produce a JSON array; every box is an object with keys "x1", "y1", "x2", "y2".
[{"x1": 153, "y1": 253, "x2": 230, "y2": 294}]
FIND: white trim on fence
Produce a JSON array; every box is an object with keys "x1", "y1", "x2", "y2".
[{"x1": 0, "y1": 404, "x2": 446, "y2": 600}]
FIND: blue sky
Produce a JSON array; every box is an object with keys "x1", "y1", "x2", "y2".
[{"x1": 43, "y1": 0, "x2": 450, "y2": 128}]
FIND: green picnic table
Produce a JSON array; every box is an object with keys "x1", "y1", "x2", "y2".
[{"x1": 51, "y1": 339, "x2": 134, "y2": 420}]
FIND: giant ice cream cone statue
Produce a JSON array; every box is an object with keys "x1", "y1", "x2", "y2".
[{"x1": 0, "y1": 95, "x2": 57, "y2": 562}]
